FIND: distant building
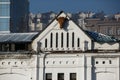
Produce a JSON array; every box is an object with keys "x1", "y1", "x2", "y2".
[
  {"x1": 85, "y1": 18, "x2": 120, "y2": 39},
  {"x1": 28, "y1": 11, "x2": 120, "y2": 39},
  {"x1": 114, "y1": 13, "x2": 120, "y2": 21},
  {"x1": 29, "y1": 13, "x2": 44, "y2": 32},
  {"x1": 28, "y1": 11, "x2": 94, "y2": 32},
  {"x1": 10, "y1": 0, "x2": 29, "y2": 32},
  {"x1": 28, "y1": 11, "x2": 56, "y2": 32},
  {"x1": 0, "y1": 0, "x2": 29, "y2": 33}
]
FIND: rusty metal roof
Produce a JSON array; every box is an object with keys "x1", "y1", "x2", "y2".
[{"x1": 0, "y1": 32, "x2": 38, "y2": 43}]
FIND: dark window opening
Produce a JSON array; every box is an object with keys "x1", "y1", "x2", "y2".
[
  {"x1": 21, "y1": 62, "x2": 23, "y2": 64},
  {"x1": 53, "y1": 61, "x2": 55, "y2": 64},
  {"x1": 70, "y1": 73, "x2": 76, "y2": 80},
  {"x1": 102, "y1": 61, "x2": 105, "y2": 64},
  {"x1": 8, "y1": 62, "x2": 10, "y2": 65},
  {"x1": 109, "y1": 60, "x2": 112, "y2": 64},
  {"x1": 0, "y1": 43, "x2": 29, "y2": 51},
  {"x1": 0, "y1": 44, "x2": 2, "y2": 51},
  {"x1": 45, "y1": 39, "x2": 47, "y2": 48},
  {"x1": 2, "y1": 62, "x2": 4, "y2": 65},
  {"x1": 72, "y1": 32, "x2": 74, "y2": 47},
  {"x1": 77, "y1": 38, "x2": 80, "y2": 47},
  {"x1": 67, "y1": 33, "x2": 69, "y2": 47},
  {"x1": 1, "y1": 44, "x2": 12, "y2": 51},
  {"x1": 46, "y1": 73, "x2": 52, "y2": 80},
  {"x1": 15, "y1": 43, "x2": 28, "y2": 51},
  {"x1": 58, "y1": 73, "x2": 64, "y2": 80},
  {"x1": 15, "y1": 62, "x2": 17, "y2": 65},
  {"x1": 50, "y1": 33, "x2": 53, "y2": 48},
  {"x1": 96, "y1": 61, "x2": 98, "y2": 64},
  {"x1": 56, "y1": 33, "x2": 58, "y2": 48},
  {"x1": 61, "y1": 33, "x2": 63, "y2": 47}
]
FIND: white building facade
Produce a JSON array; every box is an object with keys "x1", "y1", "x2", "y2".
[{"x1": 0, "y1": 11, "x2": 120, "y2": 80}]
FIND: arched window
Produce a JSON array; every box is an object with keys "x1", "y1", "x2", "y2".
[
  {"x1": 72, "y1": 32, "x2": 74, "y2": 47},
  {"x1": 67, "y1": 32, "x2": 69, "y2": 47},
  {"x1": 50, "y1": 33, "x2": 53, "y2": 48},
  {"x1": 61, "y1": 33, "x2": 63, "y2": 47},
  {"x1": 45, "y1": 39, "x2": 47, "y2": 48},
  {"x1": 77, "y1": 38, "x2": 80, "y2": 47},
  {"x1": 56, "y1": 33, "x2": 58, "y2": 48}
]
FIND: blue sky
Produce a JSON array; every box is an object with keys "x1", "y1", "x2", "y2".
[{"x1": 30, "y1": 0, "x2": 120, "y2": 14}]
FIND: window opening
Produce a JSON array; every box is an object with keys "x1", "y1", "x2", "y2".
[
  {"x1": 96, "y1": 61, "x2": 98, "y2": 64},
  {"x1": 72, "y1": 32, "x2": 74, "y2": 47},
  {"x1": 50, "y1": 33, "x2": 53, "y2": 48},
  {"x1": 8, "y1": 62, "x2": 10, "y2": 65},
  {"x1": 77, "y1": 38, "x2": 80, "y2": 47},
  {"x1": 15, "y1": 62, "x2": 17, "y2": 65},
  {"x1": 103, "y1": 61, "x2": 105, "y2": 64},
  {"x1": 15, "y1": 43, "x2": 28, "y2": 51},
  {"x1": 61, "y1": 33, "x2": 63, "y2": 47},
  {"x1": 109, "y1": 60, "x2": 112, "y2": 64},
  {"x1": 56, "y1": 33, "x2": 58, "y2": 48},
  {"x1": 67, "y1": 33, "x2": 69, "y2": 47},
  {"x1": 70, "y1": 73, "x2": 76, "y2": 80},
  {"x1": 46, "y1": 73, "x2": 52, "y2": 80},
  {"x1": 58, "y1": 73, "x2": 64, "y2": 80},
  {"x1": 45, "y1": 39, "x2": 47, "y2": 48}
]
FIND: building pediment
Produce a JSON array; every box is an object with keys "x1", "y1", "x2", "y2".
[{"x1": 32, "y1": 11, "x2": 92, "y2": 52}]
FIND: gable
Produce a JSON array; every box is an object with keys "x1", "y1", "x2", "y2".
[{"x1": 32, "y1": 11, "x2": 92, "y2": 52}]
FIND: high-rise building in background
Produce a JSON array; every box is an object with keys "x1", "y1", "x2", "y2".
[
  {"x1": 0, "y1": 0, "x2": 10, "y2": 33},
  {"x1": 10, "y1": 0, "x2": 29, "y2": 32},
  {"x1": 0, "y1": 0, "x2": 29, "y2": 33}
]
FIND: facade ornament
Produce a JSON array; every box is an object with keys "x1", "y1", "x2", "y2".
[{"x1": 56, "y1": 17, "x2": 67, "y2": 29}]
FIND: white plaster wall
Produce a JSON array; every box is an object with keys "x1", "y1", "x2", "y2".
[
  {"x1": 0, "y1": 55, "x2": 37, "y2": 80},
  {"x1": 38, "y1": 53, "x2": 120, "y2": 80},
  {"x1": 39, "y1": 53, "x2": 86, "y2": 80},
  {"x1": 0, "y1": 53, "x2": 120, "y2": 80},
  {"x1": 86, "y1": 56, "x2": 92, "y2": 80},
  {"x1": 92, "y1": 57, "x2": 119, "y2": 80},
  {"x1": 94, "y1": 42, "x2": 119, "y2": 50}
]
